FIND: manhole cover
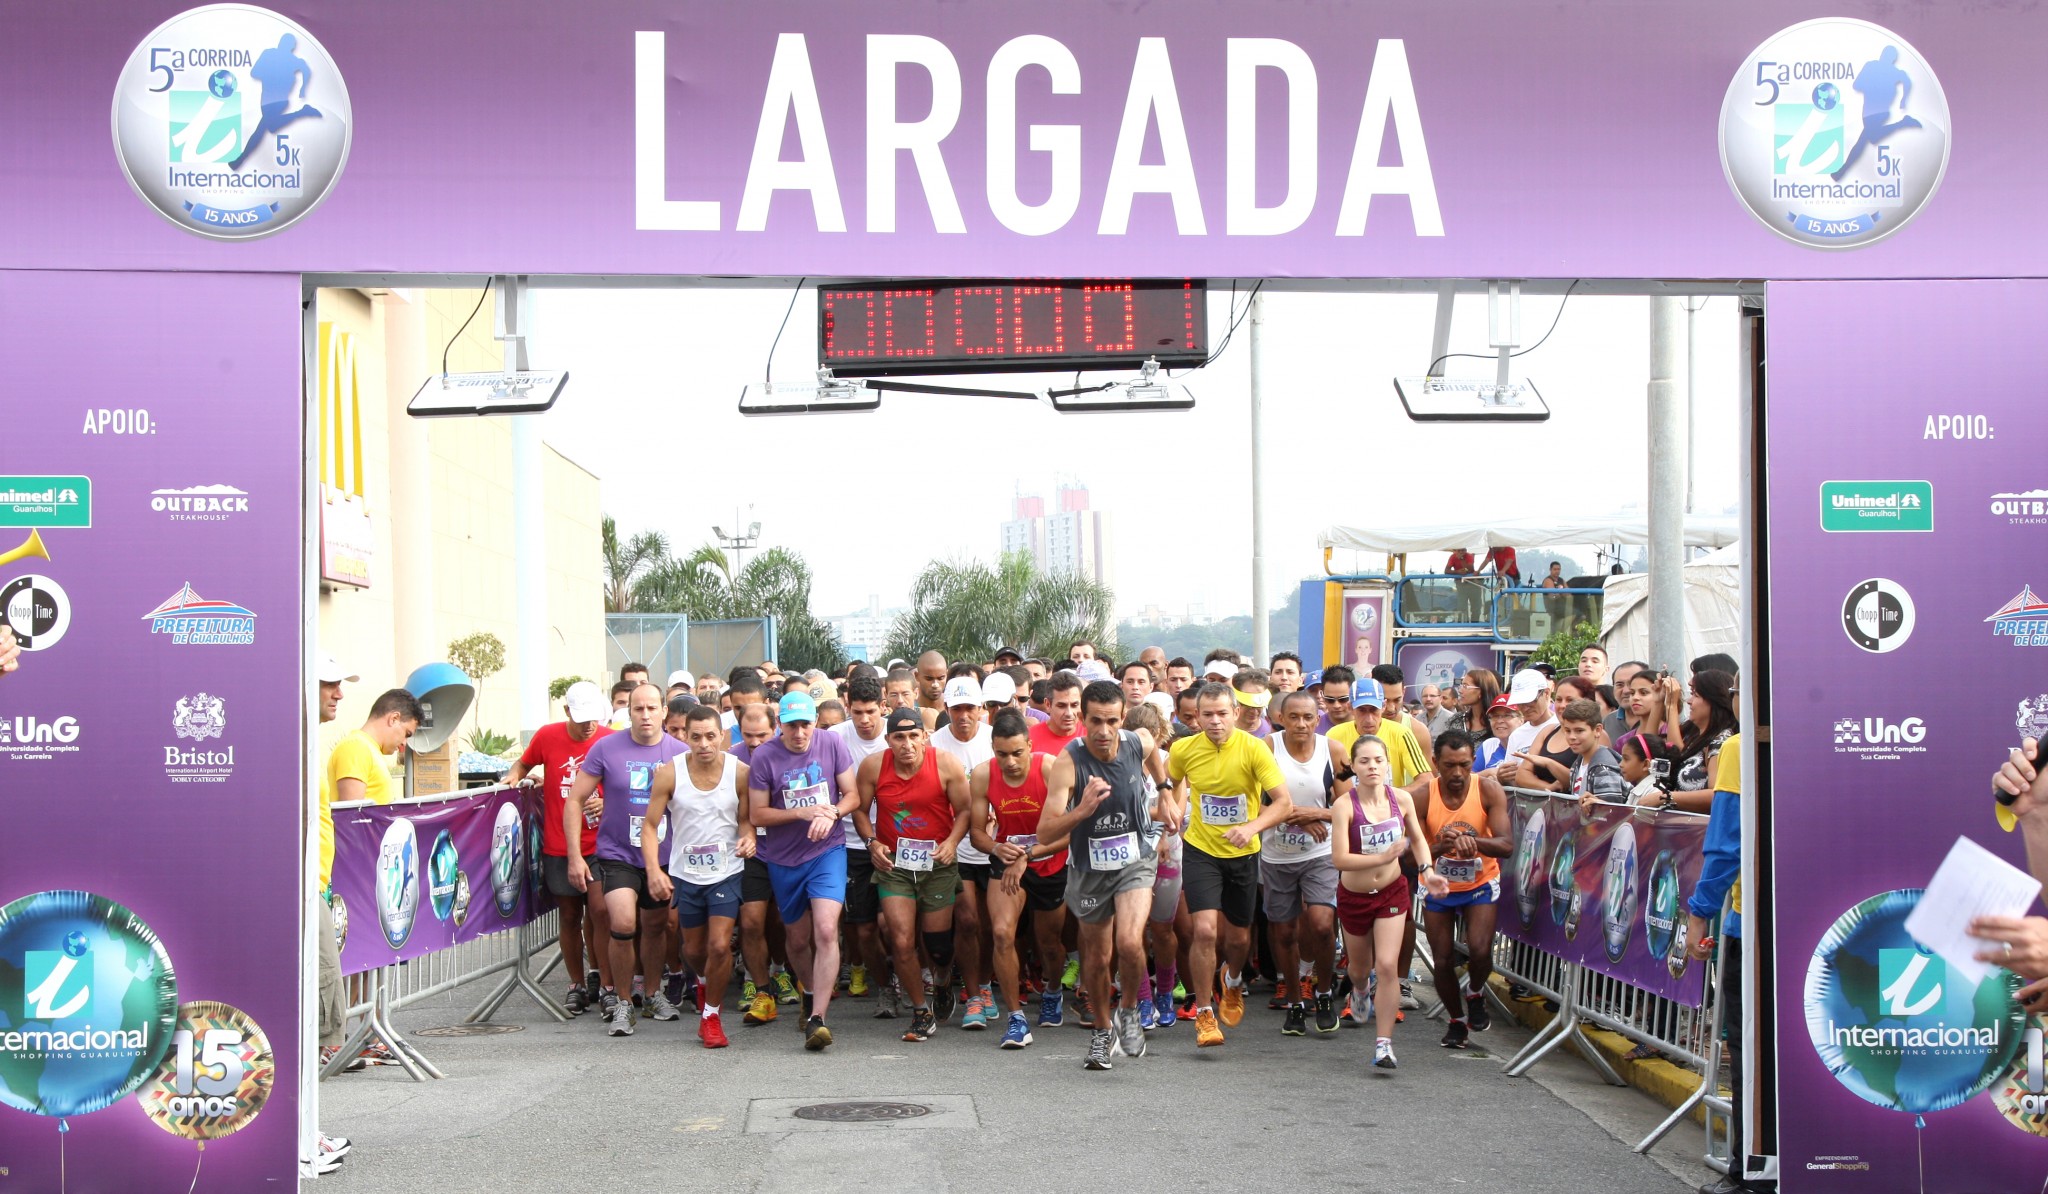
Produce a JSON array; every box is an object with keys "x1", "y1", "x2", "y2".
[
  {"x1": 413, "y1": 1024, "x2": 525, "y2": 1037},
  {"x1": 792, "y1": 1101, "x2": 931, "y2": 1123}
]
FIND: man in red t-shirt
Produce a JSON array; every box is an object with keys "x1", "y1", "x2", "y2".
[
  {"x1": 509, "y1": 681, "x2": 615, "y2": 1015},
  {"x1": 1028, "y1": 672, "x2": 1085, "y2": 757}
]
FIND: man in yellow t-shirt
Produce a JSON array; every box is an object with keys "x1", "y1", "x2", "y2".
[
  {"x1": 317, "y1": 688, "x2": 422, "y2": 1063},
  {"x1": 1164, "y1": 682, "x2": 1292, "y2": 1046},
  {"x1": 1328, "y1": 678, "x2": 1433, "y2": 788}
]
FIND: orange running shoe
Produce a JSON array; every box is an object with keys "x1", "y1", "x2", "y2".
[
  {"x1": 1195, "y1": 1008, "x2": 1225, "y2": 1047},
  {"x1": 1219, "y1": 981, "x2": 1246, "y2": 1027}
]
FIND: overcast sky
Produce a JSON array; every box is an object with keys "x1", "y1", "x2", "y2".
[{"x1": 528, "y1": 286, "x2": 1743, "y2": 619}]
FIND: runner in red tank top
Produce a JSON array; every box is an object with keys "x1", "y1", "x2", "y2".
[{"x1": 970, "y1": 709, "x2": 1074, "y2": 1048}]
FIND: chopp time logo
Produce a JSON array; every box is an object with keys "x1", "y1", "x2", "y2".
[
  {"x1": 112, "y1": 5, "x2": 352, "y2": 239},
  {"x1": 1720, "y1": 19, "x2": 1950, "y2": 249},
  {"x1": 1842, "y1": 578, "x2": 1915, "y2": 653}
]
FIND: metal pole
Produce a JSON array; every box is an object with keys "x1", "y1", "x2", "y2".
[
  {"x1": 1686, "y1": 298, "x2": 1697, "y2": 514},
  {"x1": 1249, "y1": 289, "x2": 1270, "y2": 665},
  {"x1": 512, "y1": 419, "x2": 549, "y2": 739},
  {"x1": 1648, "y1": 296, "x2": 1687, "y2": 670}
]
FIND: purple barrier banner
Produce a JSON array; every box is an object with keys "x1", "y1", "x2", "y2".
[
  {"x1": 329, "y1": 787, "x2": 547, "y2": 976},
  {"x1": 1498, "y1": 792, "x2": 1708, "y2": 1008},
  {"x1": 1765, "y1": 281, "x2": 2048, "y2": 1189}
]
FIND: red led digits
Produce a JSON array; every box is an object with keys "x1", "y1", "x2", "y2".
[
  {"x1": 1083, "y1": 283, "x2": 1135, "y2": 353},
  {"x1": 1010, "y1": 285, "x2": 1065, "y2": 354},
  {"x1": 883, "y1": 288, "x2": 936, "y2": 358},
  {"x1": 819, "y1": 280, "x2": 1204, "y2": 374}
]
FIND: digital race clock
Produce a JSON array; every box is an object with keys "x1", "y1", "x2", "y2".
[{"x1": 818, "y1": 279, "x2": 1207, "y2": 377}]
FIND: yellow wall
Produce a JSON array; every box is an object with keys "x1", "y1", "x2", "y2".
[{"x1": 315, "y1": 288, "x2": 603, "y2": 762}]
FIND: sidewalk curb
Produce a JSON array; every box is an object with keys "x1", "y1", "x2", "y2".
[{"x1": 1492, "y1": 976, "x2": 1727, "y2": 1125}]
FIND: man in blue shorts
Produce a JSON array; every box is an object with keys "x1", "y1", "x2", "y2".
[
  {"x1": 747, "y1": 689, "x2": 859, "y2": 1051},
  {"x1": 1404, "y1": 730, "x2": 1511, "y2": 1049}
]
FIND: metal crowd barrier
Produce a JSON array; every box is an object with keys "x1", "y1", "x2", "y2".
[{"x1": 1406, "y1": 787, "x2": 1735, "y2": 1175}]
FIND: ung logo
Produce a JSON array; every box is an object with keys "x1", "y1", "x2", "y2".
[
  {"x1": 1832, "y1": 715, "x2": 1928, "y2": 761},
  {"x1": 1879, "y1": 947, "x2": 1944, "y2": 1017},
  {"x1": 24, "y1": 933, "x2": 93, "y2": 1021}
]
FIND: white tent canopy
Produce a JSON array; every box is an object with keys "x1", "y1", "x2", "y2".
[
  {"x1": 1598, "y1": 544, "x2": 1742, "y2": 666},
  {"x1": 1317, "y1": 514, "x2": 1739, "y2": 556}
]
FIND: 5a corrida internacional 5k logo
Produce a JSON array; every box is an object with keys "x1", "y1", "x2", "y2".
[
  {"x1": 112, "y1": 5, "x2": 351, "y2": 239},
  {"x1": 1720, "y1": 19, "x2": 1950, "y2": 249}
]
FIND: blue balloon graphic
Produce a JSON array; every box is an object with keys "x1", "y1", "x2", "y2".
[
  {"x1": 207, "y1": 69, "x2": 236, "y2": 100},
  {"x1": 1806, "y1": 889, "x2": 2024, "y2": 1115},
  {"x1": 0, "y1": 890, "x2": 178, "y2": 1117}
]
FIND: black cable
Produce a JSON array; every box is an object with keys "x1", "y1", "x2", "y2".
[
  {"x1": 1422, "y1": 279, "x2": 1580, "y2": 378},
  {"x1": 764, "y1": 276, "x2": 809, "y2": 388},
  {"x1": 442, "y1": 279, "x2": 492, "y2": 377}
]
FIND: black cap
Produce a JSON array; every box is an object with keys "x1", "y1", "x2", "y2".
[
  {"x1": 884, "y1": 706, "x2": 923, "y2": 735},
  {"x1": 994, "y1": 645, "x2": 1023, "y2": 661}
]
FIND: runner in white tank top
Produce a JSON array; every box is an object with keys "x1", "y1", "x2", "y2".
[{"x1": 1261, "y1": 690, "x2": 1350, "y2": 1035}]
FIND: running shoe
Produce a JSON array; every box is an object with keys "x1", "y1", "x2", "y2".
[
  {"x1": 1314, "y1": 991, "x2": 1339, "y2": 1035},
  {"x1": 743, "y1": 991, "x2": 778, "y2": 1025},
  {"x1": 1039, "y1": 989, "x2": 1065, "y2": 1027},
  {"x1": 1300, "y1": 977, "x2": 1317, "y2": 1004},
  {"x1": 1073, "y1": 986, "x2": 1094, "y2": 1028},
  {"x1": 804, "y1": 1016, "x2": 833, "y2": 1052},
  {"x1": 564, "y1": 985, "x2": 589, "y2": 1017},
  {"x1": 700, "y1": 1013, "x2": 729, "y2": 1049},
  {"x1": 1061, "y1": 957, "x2": 1081, "y2": 990},
  {"x1": 1139, "y1": 998, "x2": 1159, "y2": 1031},
  {"x1": 358, "y1": 1041, "x2": 400, "y2": 1067},
  {"x1": 1398, "y1": 981, "x2": 1419, "y2": 1011},
  {"x1": 600, "y1": 989, "x2": 621, "y2": 1023},
  {"x1": 1281, "y1": 1004, "x2": 1308, "y2": 1037},
  {"x1": 1268, "y1": 989, "x2": 1291, "y2": 1011},
  {"x1": 849, "y1": 965, "x2": 871, "y2": 997},
  {"x1": 903, "y1": 1007, "x2": 937, "y2": 1043},
  {"x1": 1195, "y1": 1008, "x2": 1225, "y2": 1048},
  {"x1": 646, "y1": 990, "x2": 681, "y2": 1022},
  {"x1": 774, "y1": 971, "x2": 801, "y2": 1005},
  {"x1": 664, "y1": 969, "x2": 689, "y2": 1008},
  {"x1": 317, "y1": 1133, "x2": 351, "y2": 1160},
  {"x1": 1374, "y1": 1038, "x2": 1398, "y2": 1069},
  {"x1": 741, "y1": 979, "x2": 757, "y2": 1004},
  {"x1": 319, "y1": 1045, "x2": 367, "y2": 1073},
  {"x1": 1441, "y1": 1019, "x2": 1470, "y2": 1049},
  {"x1": 1466, "y1": 991, "x2": 1493, "y2": 1033},
  {"x1": 875, "y1": 983, "x2": 903, "y2": 1020},
  {"x1": 1219, "y1": 980, "x2": 1245, "y2": 1028},
  {"x1": 1117, "y1": 1007, "x2": 1147, "y2": 1059},
  {"x1": 584, "y1": 969, "x2": 602, "y2": 1007},
  {"x1": 1152, "y1": 987, "x2": 1177, "y2": 1031},
  {"x1": 960, "y1": 996, "x2": 989, "y2": 1031},
  {"x1": 1172, "y1": 980, "x2": 1188, "y2": 1002},
  {"x1": 1085, "y1": 1028, "x2": 1116, "y2": 1070},
  {"x1": 607, "y1": 998, "x2": 634, "y2": 1037},
  {"x1": 932, "y1": 981, "x2": 957, "y2": 1023},
  {"x1": 1001, "y1": 1011, "x2": 1033, "y2": 1049}
]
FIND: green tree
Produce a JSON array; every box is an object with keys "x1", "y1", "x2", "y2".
[
  {"x1": 601, "y1": 515, "x2": 669, "y2": 613},
  {"x1": 633, "y1": 543, "x2": 844, "y2": 675},
  {"x1": 886, "y1": 552, "x2": 1118, "y2": 664},
  {"x1": 1530, "y1": 619, "x2": 1602, "y2": 675},
  {"x1": 446, "y1": 631, "x2": 506, "y2": 739}
]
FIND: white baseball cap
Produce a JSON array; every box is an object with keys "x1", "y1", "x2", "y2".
[
  {"x1": 316, "y1": 653, "x2": 358, "y2": 684},
  {"x1": 1203, "y1": 659, "x2": 1239, "y2": 680},
  {"x1": 1507, "y1": 669, "x2": 1549, "y2": 705},
  {"x1": 563, "y1": 680, "x2": 608, "y2": 723},
  {"x1": 1144, "y1": 691, "x2": 1175, "y2": 719},
  {"x1": 981, "y1": 673, "x2": 1018, "y2": 705},
  {"x1": 943, "y1": 676, "x2": 984, "y2": 708},
  {"x1": 667, "y1": 669, "x2": 696, "y2": 689}
]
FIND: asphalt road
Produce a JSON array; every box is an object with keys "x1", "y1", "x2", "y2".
[{"x1": 319, "y1": 980, "x2": 1704, "y2": 1193}]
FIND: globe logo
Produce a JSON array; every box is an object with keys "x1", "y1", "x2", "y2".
[
  {"x1": 490, "y1": 802, "x2": 524, "y2": 916},
  {"x1": 1812, "y1": 81, "x2": 1839, "y2": 110},
  {"x1": 207, "y1": 69, "x2": 236, "y2": 100},
  {"x1": 375, "y1": 820, "x2": 419, "y2": 949},
  {"x1": 62, "y1": 930, "x2": 89, "y2": 958},
  {"x1": 1601, "y1": 828, "x2": 1639, "y2": 963},
  {"x1": 1514, "y1": 807, "x2": 1546, "y2": 923},
  {"x1": 428, "y1": 830, "x2": 460, "y2": 922},
  {"x1": 1644, "y1": 850, "x2": 1680, "y2": 964},
  {"x1": 1548, "y1": 835, "x2": 1578, "y2": 927}
]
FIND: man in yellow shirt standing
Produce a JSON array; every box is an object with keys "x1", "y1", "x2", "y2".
[
  {"x1": 318, "y1": 687, "x2": 422, "y2": 1072},
  {"x1": 1162, "y1": 682, "x2": 1293, "y2": 1047}
]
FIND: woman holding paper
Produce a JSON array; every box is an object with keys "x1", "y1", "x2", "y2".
[{"x1": 1984, "y1": 737, "x2": 2048, "y2": 998}]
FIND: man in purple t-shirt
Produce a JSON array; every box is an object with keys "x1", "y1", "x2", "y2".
[
  {"x1": 747, "y1": 690, "x2": 858, "y2": 1050},
  {"x1": 568, "y1": 683, "x2": 687, "y2": 1036}
]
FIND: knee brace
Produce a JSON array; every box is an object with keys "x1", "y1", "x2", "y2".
[
  {"x1": 610, "y1": 929, "x2": 638, "y2": 942},
  {"x1": 922, "y1": 928, "x2": 955, "y2": 973}
]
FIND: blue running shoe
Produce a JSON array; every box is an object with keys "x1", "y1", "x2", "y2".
[
  {"x1": 1140, "y1": 998, "x2": 1159, "y2": 1031},
  {"x1": 1152, "y1": 987, "x2": 1177, "y2": 1031},
  {"x1": 1001, "y1": 1011, "x2": 1033, "y2": 1049},
  {"x1": 1038, "y1": 988, "x2": 1064, "y2": 1028}
]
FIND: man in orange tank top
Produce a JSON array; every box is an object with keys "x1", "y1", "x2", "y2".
[{"x1": 1405, "y1": 728, "x2": 1511, "y2": 1049}]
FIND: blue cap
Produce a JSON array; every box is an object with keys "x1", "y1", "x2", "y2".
[
  {"x1": 1304, "y1": 669, "x2": 1324, "y2": 687},
  {"x1": 1350, "y1": 678, "x2": 1386, "y2": 709},
  {"x1": 778, "y1": 691, "x2": 818, "y2": 723}
]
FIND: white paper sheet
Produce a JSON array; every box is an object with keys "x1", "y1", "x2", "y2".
[{"x1": 1904, "y1": 835, "x2": 2043, "y2": 986}]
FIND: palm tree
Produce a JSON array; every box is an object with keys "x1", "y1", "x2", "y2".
[
  {"x1": 601, "y1": 516, "x2": 669, "y2": 613},
  {"x1": 632, "y1": 543, "x2": 844, "y2": 674},
  {"x1": 885, "y1": 552, "x2": 1119, "y2": 663}
]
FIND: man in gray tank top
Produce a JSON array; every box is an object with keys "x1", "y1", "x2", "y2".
[{"x1": 1039, "y1": 680, "x2": 1159, "y2": 1071}]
